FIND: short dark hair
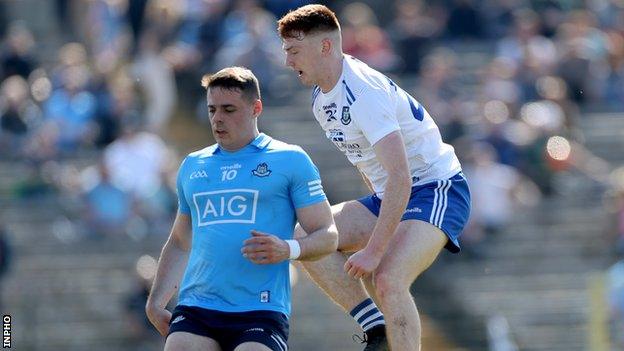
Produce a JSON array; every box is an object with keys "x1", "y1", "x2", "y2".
[
  {"x1": 277, "y1": 4, "x2": 340, "y2": 39},
  {"x1": 201, "y1": 66, "x2": 261, "y2": 102}
]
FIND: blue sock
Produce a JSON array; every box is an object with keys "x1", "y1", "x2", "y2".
[{"x1": 349, "y1": 298, "x2": 385, "y2": 332}]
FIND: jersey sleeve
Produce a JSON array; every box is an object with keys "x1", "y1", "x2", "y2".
[
  {"x1": 176, "y1": 157, "x2": 191, "y2": 214},
  {"x1": 288, "y1": 149, "x2": 327, "y2": 209},
  {"x1": 350, "y1": 88, "x2": 400, "y2": 146}
]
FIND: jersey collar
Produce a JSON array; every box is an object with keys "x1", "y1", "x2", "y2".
[{"x1": 250, "y1": 133, "x2": 272, "y2": 149}]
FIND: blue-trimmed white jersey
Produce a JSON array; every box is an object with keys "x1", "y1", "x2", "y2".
[
  {"x1": 175, "y1": 133, "x2": 326, "y2": 316},
  {"x1": 312, "y1": 55, "x2": 461, "y2": 196}
]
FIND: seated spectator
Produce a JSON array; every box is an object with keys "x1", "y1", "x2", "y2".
[
  {"x1": 340, "y1": 2, "x2": 400, "y2": 72},
  {"x1": 82, "y1": 159, "x2": 134, "y2": 238},
  {"x1": 125, "y1": 255, "x2": 161, "y2": 349},
  {"x1": 463, "y1": 141, "x2": 541, "y2": 257},
  {"x1": 388, "y1": 0, "x2": 445, "y2": 74},
  {"x1": 0, "y1": 75, "x2": 42, "y2": 157},
  {"x1": 213, "y1": 0, "x2": 286, "y2": 97},
  {"x1": 1, "y1": 21, "x2": 36, "y2": 80},
  {"x1": 132, "y1": 30, "x2": 177, "y2": 135},
  {"x1": 44, "y1": 65, "x2": 98, "y2": 152},
  {"x1": 445, "y1": 0, "x2": 484, "y2": 39},
  {"x1": 103, "y1": 115, "x2": 176, "y2": 233},
  {"x1": 556, "y1": 10, "x2": 610, "y2": 103}
]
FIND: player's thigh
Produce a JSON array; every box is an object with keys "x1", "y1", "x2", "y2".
[
  {"x1": 375, "y1": 220, "x2": 447, "y2": 289},
  {"x1": 331, "y1": 200, "x2": 378, "y2": 252},
  {"x1": 294, "y1": 199, "x2": 376, "y2": 252},
  {"x1": 232, "y1": 328, "x2": 288, "y2": 351},
  {"x1": 233, "y1": 342, "x2": 274, "y2": 351},
  {"x1": 165, "y1": 331, "x2": 222, "y2": 351}
]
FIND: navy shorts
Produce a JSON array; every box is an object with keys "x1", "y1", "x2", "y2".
[
  {"x1": 168, "y1": 305, "x2": 289, "y2": 351},
  {"x1": 358, "y1": 172, "x2": 471, "y2": 253}
]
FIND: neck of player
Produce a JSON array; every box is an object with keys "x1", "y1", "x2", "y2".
[
  {"x1": 221, "y1": 129, "x2": 259, "y2": 152},
  {"x1": 318, "y1": 55, "x2": 344, "y2": 93}
]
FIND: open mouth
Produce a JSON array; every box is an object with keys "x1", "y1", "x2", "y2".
[{"x1": 298, "y1": 70, "x2": 303, "y2": 77}]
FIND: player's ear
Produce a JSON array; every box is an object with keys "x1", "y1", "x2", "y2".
[
  {"x1": 321, "y1": 37, "x2": 332, "y2": 55},
  {"x1": 252, "y1": 99, "x2": 262, "y2": 118}
]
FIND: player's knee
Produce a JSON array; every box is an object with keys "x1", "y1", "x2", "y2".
[{"x1": 373, "y1": 271, "x2": 408, "y2": 304}]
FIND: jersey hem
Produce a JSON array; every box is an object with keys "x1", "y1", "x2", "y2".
[{"x1": 177, "y1": 302, "x2": 290, "y2": 317}]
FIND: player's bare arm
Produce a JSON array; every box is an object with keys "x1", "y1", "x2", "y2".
[
  {"x1": 344, "y1": 131, "x2": 412, "y2": 279},
  {"x1": 146, "y1": 212, "x2": 192, "y2": 336},
  {"x1": 242, "y1": 200, "x2": 338, "y2": 264}
]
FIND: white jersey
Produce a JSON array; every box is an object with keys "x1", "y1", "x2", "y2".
[{"x1": 312, "y1": 55, "x2": 461, "y2": 196}]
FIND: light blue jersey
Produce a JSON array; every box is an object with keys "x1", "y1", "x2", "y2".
[{"x1": 176, "y1": 133, "x2": 326, "y2": 316}]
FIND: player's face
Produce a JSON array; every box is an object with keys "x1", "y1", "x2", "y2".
[
  {"x1": 283, "y1": 36, "x2": 321, "y2": 86},
  {"x1": 207, "y1": 87, "x2": 261, "y2": 151}
]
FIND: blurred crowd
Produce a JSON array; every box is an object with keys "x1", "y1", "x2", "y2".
[
  {"x1": 0, "y1": 0, "x2": 622, "y2": 343},
  {"x1": 0, "y1": 0, "x2": 623, "y2": 244},
  {"x1": 0, "y1": 0, "x2": 623, "y2": 238}
]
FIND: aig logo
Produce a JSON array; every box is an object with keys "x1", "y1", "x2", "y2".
[
  {"x1": 190, "y1": 170, "x2": 209, "y2": 179},
  {"x1": 193, "y1": 189, "x2": 258, "y2": 226}
]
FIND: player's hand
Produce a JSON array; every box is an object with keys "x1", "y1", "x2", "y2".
[
  {"x1": 145, "y1": 302, "x2": 172, "y2": 336},
  {"x1": 344, "y1": 248, "x2": 382, "y2": 279},
  {"x1": 242, "y1": 230, "x2": 290, "y2": 264}
]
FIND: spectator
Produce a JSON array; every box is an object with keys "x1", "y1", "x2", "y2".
[
  {"x1": 463, "y1": 142, "x2": 540, "y2": 257},
  {"x1": 482, "y1": 120, "x2": 522, "y2": 169},
  {"x1": 340, "y1": 2, "x2": 400, "y2": 72},
  {"x1": 125, "y1": 255, "x2": 161, "y2": 350},
  {"x1": 92, "y1": 70, "x2": 141, "y2": 148},
  {"x1": 601, "y1": 30, "x2": 624, "y2": 110},
  {"x1": 54, "y1": 0, "x2": 77, "y2": 41},
  {"x1": 0, "y1": 2, "x2": 7, "y2": 38},
  {"x1": 213, "y1": 0, "x2": 286, "y2": 95},
  {"x1": 44, "y1": 65, "x2": 98, "y2": 152},
  {"x1": 81, "y1": 159, "x2": 134, "y2": 238},
  {"x1": 413, "y1": 48, "x2": 461, "y2": 126},
  {"x1": 446, "y1": 0, "x2": 484, "y2": 39},
  {"x1": 195, "y1": 0, "x2": 228, "y2": 70},
  {"x1": 132, "y1": 30, "x2": 177, "y2": 135},
  {"x1": 125, "y1": 0, "x2": 149, "y2": 55},
  {"x1": 102, "y1": 115, "x2": 175, "y2": 230},
  {"x1": 388, "y1": 0, "x2": 444, "y2": 74},
  {"x1": 0, "y1": 75, "x2": 43, "y2": 157},
  {"x1": 497, "y1": 9, "x2": 558, "y2": 101},
  {"x1": 534, "y1": 75, "x2": 581, "y2": 137},
  {"x1": 85, "y1": 0, "x2": 130, "y2": 73},
  {"x1": 264, "y1": 0, "x2": 311, "y2": 18},
  {"x1": 1, "y1": 22, "x2": 36, "y2": 81},
  {"x1": 480, "y1": 57, "x2": 522, "y2": 109},
  {"x1": 556, "y1": 10, "x2": 610, "y2": 103},
  {"x1": 481, "y1": 0, "x2": 519, "y2": 39}
]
